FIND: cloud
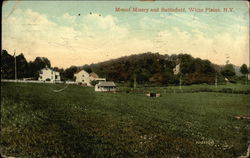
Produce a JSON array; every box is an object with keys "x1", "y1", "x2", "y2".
[
  {"x1": 62, "y1": 13, "x2": 76, "y2": 24},
  {"x1": 2, "y1": 8, "x2": 249, "y2": 68},
  {"x1": 136, "y1": 13, "x2": 249, "y2": 66},
  {"x1": 155, "y1": 28, "x2": 249, "y2": 66},
  {"x1": 4, "y1": 0, "x2": 21, "y2": 19},
  {"x1": 2, "y1": 9, "x2": 131, "y2": 68},
  {"x1": 78, "y1": 13, "x2": 129, "y2": 40}
]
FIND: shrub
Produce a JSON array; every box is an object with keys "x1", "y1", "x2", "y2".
[{"x1": 222, "y1": 88, "x2": 233, "y2": 93}]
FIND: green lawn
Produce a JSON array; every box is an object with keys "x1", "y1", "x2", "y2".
[
  {"x1": 118, "y1": 83, "x2": 250, "y2": 94},
  {"x1": 1, "y1": 82, "x2": 249, "y2": 157}
]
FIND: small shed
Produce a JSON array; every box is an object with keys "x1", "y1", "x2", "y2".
[
  {"x1": 95, "y1": 82, "x2": 116, "y2": 92},
  {"x1": 146, "y1": 92, "x2": 161, "y2": 97}
]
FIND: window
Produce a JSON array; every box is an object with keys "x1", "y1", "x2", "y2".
[{"x1": 82, "y1": 75, "x2": 84, "y2": 77}]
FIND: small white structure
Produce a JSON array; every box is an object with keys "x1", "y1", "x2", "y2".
[
  {"x1": 95, "y1": 81, "x2": 116, "y2": 92},
  {"x1": 39, "y1": 67, "x2": 60, "y2": 82},
  {"x1": 74, "y1": 70, "x2": 105, "y2": 86},
  {"x1": 173, "y1": 63, "x2": 180, "y2": 75}
]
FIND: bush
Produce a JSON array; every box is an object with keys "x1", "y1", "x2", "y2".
[
  {"x1": 221, "y1": 88, "x2": 233, "y2": 93},
  {"x1": 90, "y1": 80, "x2": 99, "y2": 86}
]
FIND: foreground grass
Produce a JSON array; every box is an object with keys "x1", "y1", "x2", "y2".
[{"x1": 1, "y1": 82, "x2": 249, "y2": 157}]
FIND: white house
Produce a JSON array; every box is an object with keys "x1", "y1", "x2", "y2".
[
  {"x1": 39, "y1": 67, "x2": 61, "y2": 82},
  {"x1": 74, "y1": 70, "x2": 91, "y2": 86},
  {"x1": 74, "y1": 70, "x2": 105, "y2": 86},
  {"x1": 95, "y1": 81, "x2": 116, "y2": 92}
]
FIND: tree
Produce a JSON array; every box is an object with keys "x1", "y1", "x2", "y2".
[
  {"x1": 90, "y1": 80, "x2": 99, "y2": 86},
  {"x1": 16, "y1": 53, "x2": 29, "y2": 78},
  {"x1": 63, "y1": 66, "x2": 78, "y2": 80},
  {"x1": 29, "y1": 57, "x2": 51, "y2": 79},
  {"x1": 1, "y1": 50, "x2": 30, "y2": 79},
  {"x1": 178, "y1": 54, "x2": 193, "y2": 74},
  {"x1": 33, "y1": 57, "x2": 51, "y2": 69},
  {"x1": 162, "y1": 69, "x2": 178, "y2": 84},
  {"x1": 82, "y1": 64, "x2": 92, "y2": 73},
  {"x1": 1, "y1": 50, "x2": 15, "y2": 79},
  {"x1": 1, "y1": 50, "x2": 55, "y2": 80},
  {"x1": 221, "y1": 64, "x2": 235, "y2": 79},
  {"x1": 240, "y1": 64, "x2": 249, "y2": 85},
  {"x1": 137, "y1": 68, "x2": 150, "y2": 83},
  {"x1": 240, "y1": 64, "x2": 249, "y2": 75}
]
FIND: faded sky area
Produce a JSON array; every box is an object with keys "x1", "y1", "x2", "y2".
[{"x1": 2, "y1": 1, "x2": 249, "y2": 68}]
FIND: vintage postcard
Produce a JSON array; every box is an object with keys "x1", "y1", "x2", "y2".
[{"x1": 1, "y1": 0, "x2": 249, "y2": 157}]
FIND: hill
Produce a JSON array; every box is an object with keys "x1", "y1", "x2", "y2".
[{"x1": 88, "y1": 52, "x2": 220, "y2": 85}]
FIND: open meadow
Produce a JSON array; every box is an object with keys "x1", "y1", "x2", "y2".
[{"x1": 1, "y1": 82, "x2": 250, "y2": 157}]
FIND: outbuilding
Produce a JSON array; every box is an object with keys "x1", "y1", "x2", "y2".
[{"x1": 95, "y1": 82, "x2": 116, "y2": 92}]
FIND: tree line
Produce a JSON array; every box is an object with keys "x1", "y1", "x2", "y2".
[
  {"x1": 1, "y1": 50, "x2": 51, "y2": 79},
  {"x1": 90, "y1": 52, "x2": 248, "y2": 85},
  {"x1": 1, "y1": 50, "x2": 249, "y2": 85}
]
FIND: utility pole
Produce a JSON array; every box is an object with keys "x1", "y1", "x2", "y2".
[
  {"x1": 215, "y1": 74, "x2": 218, "y2": 88},
  {"x1": 246, "y1": 74, "x2": 248, "y2": 85},
  {"x1": 179, "y1": 75, "x2": 182, "y2": 90},
  {"x1": 14, "y1": 50, "x2": 17, "y2": 81},
  {"x1": 133, "y1": 73, "x2": 137, "y2": 89}
]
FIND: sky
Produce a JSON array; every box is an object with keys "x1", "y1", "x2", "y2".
[{"x1": 2, "y1": 1, "x2": 249, "y2": 68}]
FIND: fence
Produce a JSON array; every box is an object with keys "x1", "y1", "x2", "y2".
[{"x1": 1, "y1": 79, "x2": 66, "y2": 84}]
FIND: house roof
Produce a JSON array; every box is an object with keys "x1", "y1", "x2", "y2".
[
  {"x1": 41, "y1": 67, "x2": 50, "y2": 71},
  {"x1": 41, "y1": 67, "x2": 59, "y2": 72},
  {"x1": 97, "y1": 81, "x2": 116, "y2": 87},
  {"x1": 89, "y1": 72, "x2": 99, "y2": 78},
  {"x1": 75, "y1": 69, "x2": 88, "y2": 74}
]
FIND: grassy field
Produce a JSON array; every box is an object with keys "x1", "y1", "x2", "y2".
[
  {"x1": 1, "y1": 82, "x2": 250, "y2": 157},
  {"x1": 118, "y1": 83, "x2": 250, "y2": 94}
]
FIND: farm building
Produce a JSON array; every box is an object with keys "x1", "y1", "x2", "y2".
[
  {"x1": 95, "y1": 81, "x2": 116, "y2": 92},
  {"x1": 89, "y1": 72, "x2": 106, "y2": 83},
  {"x1": 39, "y1": 67, "x2": 61, "y2": 82},
  {"x1": 74, "y1": 70, "x2": 105, "y2": 86},
  {"x1": 74, "y1": 70, "x2": 91, "y2": 86},
  {"x1": 89, "y1": 72, "x2": 99, "y2": 78}
]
